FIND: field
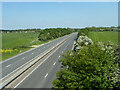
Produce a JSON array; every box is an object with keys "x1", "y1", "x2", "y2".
[
  {"x1": 88, "y1": 31, "x2": 118, "y2": 44},
  {"x1": 1, "y1": 29, "x2": 73, "y2": 61},
  {"x1": 1, "y1": 32, "x2": 49, "y2": 61},
  {"x1": 1, "y1": 31, "x2": 119, "y2": 61},
  {"x1": 2, "y1": 32, "x2": 39, "y2": 49}
]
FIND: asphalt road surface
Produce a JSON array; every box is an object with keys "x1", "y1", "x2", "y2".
[
  {"x1": 0, "y1": 33, "x2": 77, "y2": 81},
  {"x1": 6, "y1": 32, "x2": 77, "y2": 88}
]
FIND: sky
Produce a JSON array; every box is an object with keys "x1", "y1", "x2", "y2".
[{"x1": 2, "y1": 2, "x2": 118, "y2": 30}]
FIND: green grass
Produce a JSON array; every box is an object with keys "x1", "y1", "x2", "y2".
[
  {"x1": 88, "y1": 31, "x2": 118, "y2": 44},
  {"x1": 2, "y1": 32, "x2": 40, "y2": 49},
  {"x1": 1, "y1": 32, "x2": 48, "y2": 61},
  {"x1": 2, "y1": 48, "x2": 31, "y2": 60},
  {"x1": 1, "y1": 32, "x2": 63, "y2": 61}
]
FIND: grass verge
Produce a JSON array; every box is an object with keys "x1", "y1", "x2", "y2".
[{"x1": 1, "y1": 32, "x2": 66, "y2": 61}]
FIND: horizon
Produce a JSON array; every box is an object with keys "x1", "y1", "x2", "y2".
[
  {"x1": 2, "y1": 2, "x2": 118, "y2": 30},
  {"x1": 0, "y1": 26, "x2": 118, "y2": 31}
]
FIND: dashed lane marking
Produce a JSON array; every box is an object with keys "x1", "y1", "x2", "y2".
[
  {"x1": 6, "y1": 64, "x2": 11, "y2": 68},
  {"x1": 53, "y1": 62, "x2": 56, "y2": 66},
  {"x1": 45, "y1": 73, "x2": 48, "y2": 78}
]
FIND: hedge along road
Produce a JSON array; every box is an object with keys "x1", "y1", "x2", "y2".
[
  {"x1": 0, "y1": 33, "x2": 75, "y2": 81},
  {"x1": 4, "y1": 32, "x2": 78, "y2": 88}
]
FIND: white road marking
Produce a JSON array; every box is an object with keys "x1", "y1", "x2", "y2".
[
  {"x1": 11, "y1": 34, "x2": 74, "y2": 89},
  {"x1": 53, "y1": 62, "x2": 56, "y2": 65},
  {"x1": 22, "y1": 57, "x2": 25, "y2": 59},
  {"x1": 13, "y1": 40, "x2": 66, "y2": 88},
  {"x1": 45, "y1": 73, "x2": 48, "y2": 78},
  {"x1": 44, "y1": 47, "x2": 45, "y2": 48},
  {"x1": 72, "y1": 41, "x2": 75, "y2": 50},
  {"x1": 32, "y1": 53, "x2": 34, "y2": 54},
  {"x1": 0, "y1": 40, "x2": 50, "y2": 64},
  {"x1": 62, "y1": 51, "x2": 63, "y2": 53},
  {"x1": 0, "y1": 34, "x2": 72, "y2": 65},
  {"x1": 6, "y1": 64, "x2": 11, "y2": 68}
]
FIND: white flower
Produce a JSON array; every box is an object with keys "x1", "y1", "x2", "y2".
[
  {"x1": 85, "y1": 42, "x2": 89, "y2": 45},
  {"x1": 107, "y1": 46, "x2": 112, "y2": 50},
  {"x1": 77, "y1": 35, "x2": 93, "y2": 46},
  {"x1": 101, "y1": 48, "x2": 105, "y2": 51}
]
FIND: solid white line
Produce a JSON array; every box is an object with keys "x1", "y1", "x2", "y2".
[
  {"x1": 0, "y1": 51, "x2": 44, "y2": 81},
  {"x1": 1, "y1": 35, "x2": 70, "y2": 81},
  {"x1": 13, "y1": 58, "x2": 46, "y2": 88},
  {"x1": 45, "y1": 73, "x2": 48, "y2": 78},
  {"x1": 13, "y1": 39, "x2": 66, "y2": 88},
  {"x1": 53, "y1": 62, "x2": 56, "y2": 66},
  {"x1": 72, "y1": 41, "x2": 75, "y2": 50},
  {"x1": 62, "y1": 51, "x2": 63, "y2": 53},
  {"x1": 0, "y1": 58, "x2": 35, "y2": 81},
  {"x1": 0, "y1": 35, "x2": 69, "y2": 64},
  {"x1": 0, "y1": 42, "x2": 48, "y2": 64},
  {"x1": 6, "y1": 64, "x2": 11, "y2": 68}
]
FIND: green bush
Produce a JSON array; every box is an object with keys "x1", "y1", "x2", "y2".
[
  {"x1": 78, "y1": 28, "x2": 89, "y2": 36},
  {"x1": 38, "y1": 28, "x2": 74, "y2": 41},
  {"x1": 52, "y1": 45, "x2": 119, "y2": 89}
]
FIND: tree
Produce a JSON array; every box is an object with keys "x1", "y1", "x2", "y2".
[
  {"x1": 52, "y1": 45, "x2": 119, "y2": 89},
  {"x1": 38, "y1": 28, "x2": 75, "y2": 41}
]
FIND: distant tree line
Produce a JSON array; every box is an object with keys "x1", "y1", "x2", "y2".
[
  {"x1": 0, "y1": 28, "x2": 42, "y2": 33},
  {"x1": 82, "y1": 26, "x2": 119, "y2": 31},
  {"x1": 38, "y1": 28, "x2": 77, "y2": 41},
  {"x1": 0, "y1": 26, "x2": 119, "y2": 33}
]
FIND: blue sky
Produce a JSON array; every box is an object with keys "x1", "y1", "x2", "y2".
[{"x1": 2, "y1": 2, "x2": 118, "y2": 30}]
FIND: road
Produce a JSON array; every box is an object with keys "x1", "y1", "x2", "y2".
[
  {"x1": 0, "y1": 33, "x2": 76, "y2": 80},
  {"x1": 4, "y1": 32, "x2": 77, "y2": 88}
]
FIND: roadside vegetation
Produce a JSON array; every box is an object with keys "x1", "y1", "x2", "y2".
[
  {"x1": 2, "y1": 32, "x2": 40, "y2": 60},
  {"x1": 1, "y1": 28, "x2": 77, "y2": 61},
  {"x1": 52, "y1": 27, "x2": 120, "y2": 89},
  {"x1": 38, "y1": 28, "x2": 76, "y2": 41}
]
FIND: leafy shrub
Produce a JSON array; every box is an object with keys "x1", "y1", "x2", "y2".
[
  {"x1": 78, "y1": 28, "x2": 89, "y2": 36},
  {"x1": 38, "y1": 28, "x2": 74, "y2": 41},
  {"x1": 52, "y1": 45, "x2": 119, "y2": 89}
]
